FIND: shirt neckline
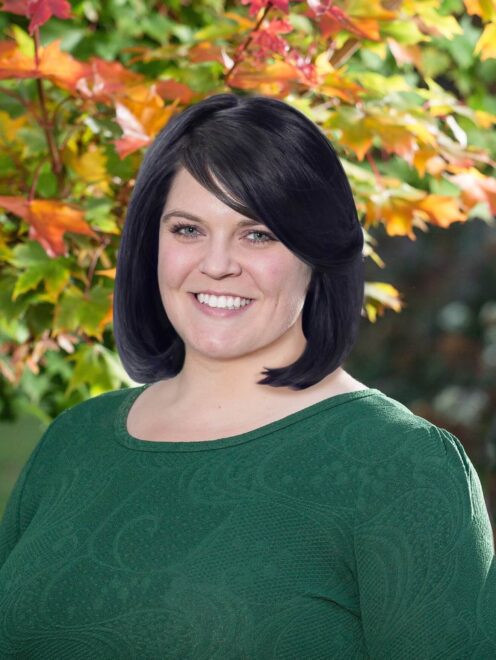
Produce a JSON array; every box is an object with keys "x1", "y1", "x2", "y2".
[{"x1": 113, "y1": 383, "x2": 384, "y2": 452}]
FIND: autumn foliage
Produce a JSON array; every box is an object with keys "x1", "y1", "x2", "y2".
[{"x1": 0, "y1": 0, "x2": 495, "y2": 402}]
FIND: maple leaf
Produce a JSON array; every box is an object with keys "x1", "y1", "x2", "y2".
[
  {"x1": 0, "y1": 39, "x2": 87, "y2": 93},
  {"x1": 416, "y1": 194, "x2": 465, "y2": 228},
  {"x1": 0, "y1": 196, "x2": 99, "y2": 257},
  {"x1": 1, "y1": 0, "x2": 73, "y2": 34},
  {"x1": 114, "y1": 85, "x2": 179, "y2": 158},
  {"x1": 75, "y1": 58, "x2": 144, "y2": 104},
  {"x1": 62, "y1": 143, "x2": 111, "y2": 195},
  {"x1": 474, "y1": 22, "x2": 496, "y2": 61},
  {"x1": 448, "y1": 168, "x2": 496, "y2": 214}
]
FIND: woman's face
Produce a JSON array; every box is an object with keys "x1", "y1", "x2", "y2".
[{"x1": 157, "y1": 166, "x2": 312, "y2": 362}]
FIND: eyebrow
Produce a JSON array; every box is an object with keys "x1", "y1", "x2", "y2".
[{"x1": 161, "y1": 210, "x2": 263, "y2": 228}]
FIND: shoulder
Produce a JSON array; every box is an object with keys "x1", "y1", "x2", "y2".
[
  {"x1": 27, "y1": 385, "x2": 139, "y2": 460},
  {"x1": 340, "y1": 388, "x2": 458, "y2": 459},
  {"x1": 50, "y1": 384, "x2": 138, "y2": 429},
  {"x1": 348, "y1": 391, "x2": 485, "y2": 524}
]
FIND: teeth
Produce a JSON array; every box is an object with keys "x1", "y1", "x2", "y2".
[{"x1": 196, "y1": 293, "x2": 252, "y2": 309}]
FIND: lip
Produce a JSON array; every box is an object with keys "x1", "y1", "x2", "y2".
[
  {"x1": 189, "y1": 292, "x2": 255, "y2": 317},
  {"x1": 191, "y1": 290, "x2": 254, "y2": 300}
]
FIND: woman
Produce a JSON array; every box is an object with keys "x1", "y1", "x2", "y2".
[{"x1": 1, "y1": 92, "x2": 494, "y2": 658}]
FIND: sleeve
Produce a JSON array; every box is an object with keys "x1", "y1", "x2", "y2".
[
  {"x1": 353, "y1": 423, "x2": 496, "y2": 659},
  {"x1": 0, "y1": 415, "x2": 63, "y2": 569}
]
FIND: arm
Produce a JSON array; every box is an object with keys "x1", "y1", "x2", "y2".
[
  {"x1": 0, "y1": 416, "x2": 62, "y2": 569},
  {"x1": 354, "y1": 424, "x2": 496, "y2": 659}
]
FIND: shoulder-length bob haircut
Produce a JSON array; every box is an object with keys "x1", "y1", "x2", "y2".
[{"x1": 113, "y1": 91, "x2": 365, "y2": 391}]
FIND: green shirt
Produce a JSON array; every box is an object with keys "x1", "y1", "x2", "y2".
[{"x1": 1, "y1": 384, "x2": 495, "y2": 659}]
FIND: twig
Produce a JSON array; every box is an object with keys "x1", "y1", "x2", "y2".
[
  {"x1": 223, "y1": 4, "x2": 273, "y2": 84},
  {"x1": 33, "y1": 28, "x2": 65, "y2": 192}
]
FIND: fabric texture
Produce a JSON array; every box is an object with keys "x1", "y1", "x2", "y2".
[{"x1": 0, "y1": 383, "x2": 495, "y2": 659}]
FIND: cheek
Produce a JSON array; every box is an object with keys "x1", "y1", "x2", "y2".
[
  {"x1": 255, "y1": 256, "x2": 310, "y2": 298},
  {"x1": 157, "y1": 243, "x2": 192, "y2": 286}
]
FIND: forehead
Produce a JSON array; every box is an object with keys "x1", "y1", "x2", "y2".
[{"x1": 163, "y1": 167, "x2": 259, "y2": 226}]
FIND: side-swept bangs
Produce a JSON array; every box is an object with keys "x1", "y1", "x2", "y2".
[{"x1": 113, "y1": 92, "x2": 365, "y2": 390}]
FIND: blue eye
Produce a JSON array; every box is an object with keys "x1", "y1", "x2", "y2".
[{"x1": 168, "y1": 223, "x2": 275, "y2": 245}]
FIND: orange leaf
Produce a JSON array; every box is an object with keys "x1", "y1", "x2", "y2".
[
  {"x1": 412, "y1": 147, "x2": 447, "y2": 177},
  {"x1": 154, "y1": 80, "x2": 196, "y2": 104},
  {"x1": 464, "y1": 0, "x2": 496, "y2": 21},
  {"x1": 227, "y1": 59, "x2": 302, "y2": 96},
  {"x1": 188, "y1": 42, "x2": 224, "y2": 64},
  {"x1": 449, "y1": 168, "x2": 496, "y2": 214},
  {"x1": 365, "y1": 195, "x2": 422, "y2": 239},
  {"x1": 114, "y1": 86, "x2": 179, "y2": 158},
  {"x1": 0, "y1": 196, "x2": 99, "y2": 257},
  {"x1": 0, "y1": 39, "x2": 87, "y2": 93},
  {"x1": 75, "y1": 57, "x2": 144, "y2": 104},
  {"x1": 416, "y1": 194, "x2": 465, "y2": 227}
]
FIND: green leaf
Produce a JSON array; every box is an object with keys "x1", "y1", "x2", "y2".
[{"x1": 380, "y1": 20, "x2": 428, "y2": 45}]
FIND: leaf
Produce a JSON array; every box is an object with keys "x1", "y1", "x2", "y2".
[
  {"x1": 0, "y1": 109, "x2": 27, "y2": 143},
  {"x1": 474, "y1": 22, "x2": 496, "y2": 60},
  {"x1": 113, "y1": 85, "x2": 179, "y2": 158},
  {"x1": 364, "y1": 181, "x2": 466, "y2": 237},
  {"x1": 0, "y1": 39, "x2": 87, "y2": 93},
  {"x1": 464, "y1": 0, "x2": 496, "y2": 21},
  {"x1": 365, "y1": 185, "x2": 426, "y2": 239},
  {"x1": 364, "y1": 281, "x2": 404, "y2": 323},
  {"x1": 0, "y1": 196, "x2": 99, "y2": 257},
  {"x1": 9, "y1": 240, "x2": 71, "y2": 302},
  {"x1": 1, "y1": 0, "x2": 73, "y2": 35},
  {"x1": 380, "y1": 20, "x2": 428, "y2": 45},
  {"x1": 414, "y1": 7, "x2": 464, "y2": 39},
  {"x1": 54, "y1": 282, "x2": 113, "y2": 342},
  {"x1": 416, "y1": 194, "x2": 466, "y2": 227},
  {"x1": 62, "y1": 143, "x2": 111, "y2": 195},
  {"x1": 387, "y1": 38, "x2": 423, "y2": 69},
  {"x1": 326, "y1": 107, "x2": 374, "y2": 160},
  {"x1": 448, "y1": 168, "x2": 496, "y2": 214},
  {"x1": 75, "y1": 57, "x2": 144, "y2": 104}
]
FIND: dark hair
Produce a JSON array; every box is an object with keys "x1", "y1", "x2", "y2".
[{"x1": 113, "y1": 92, "x2": 365, "y2": 391}]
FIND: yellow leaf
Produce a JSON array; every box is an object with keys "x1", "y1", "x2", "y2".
[
  {"x1": 415, "y1": 7, "x2": 463, "y2": 39},
  {"x1": 474, "y1": 109, "x2": 496, "y2": 128},
  {"x1": 0, "y1": 110, "x2": 27, "y2": 143},
  {"x1": 63, "y1": 144, "x2": 110, "y2": 194},
  {"x1": 364, "y1": 281, "x2": 404, "y2": 321},
  {"x1": 347, "y1": 0, "x2": 397, "y2": 20},
  {"x1": 412, "y1": 147, "x2": 447, "y2": 177},
  {"x1": 474, "y1": 22, "x2": 496, "y2": 60},
  {"x1": 464, "y1": 0, "x2": 496, "y2": 21}
]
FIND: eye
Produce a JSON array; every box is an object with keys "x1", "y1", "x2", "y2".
[
  {"x1": 168, "y1": 222, "x2": 276, "y2": 246},
  {"x1": 246, "y1": 230, "x2": 274, "y2": 244},
  {"x1": 169, "y1": 222, "x2": 199, "y2": 239}
]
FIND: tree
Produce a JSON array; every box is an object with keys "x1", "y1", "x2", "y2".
[{"x1": 0, "y1": 0, "x2": 495, "y2": 421}]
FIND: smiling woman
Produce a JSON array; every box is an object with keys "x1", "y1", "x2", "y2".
[{"x1": 1, "y1": 92, "x2": 495, "y2": 659}]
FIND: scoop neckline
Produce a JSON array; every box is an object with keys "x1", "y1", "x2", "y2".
[{"x1": 112, "y1": 383, "x2": 384, "y2": 452}]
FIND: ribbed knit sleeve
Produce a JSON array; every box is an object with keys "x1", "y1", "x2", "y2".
[{"x1": 353, "y1": 423, "x2": 496, "y2": 658}]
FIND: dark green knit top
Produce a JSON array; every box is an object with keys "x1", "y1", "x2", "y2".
[{"x1": 1, "y1": 384, "x2": 495, "y2": 659}]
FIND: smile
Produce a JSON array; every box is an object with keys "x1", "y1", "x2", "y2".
[{"x1": 189, "y1": 292, "x2": 255, "y2": 317}]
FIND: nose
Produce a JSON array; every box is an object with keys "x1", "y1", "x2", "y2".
[{"x1": 199, "y1": 236, "x2": 242, "y2": 278}]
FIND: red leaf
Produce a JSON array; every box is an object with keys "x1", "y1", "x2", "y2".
[
  {"x1": 1, "y1": 0, "x2": 73, "y2": 34},
  {"x1": 28, "y1": 0, "x2": 72, "y2": 33},
  {"x1": 1, "y1": 0, "x2": 29, "y2": 14}
]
